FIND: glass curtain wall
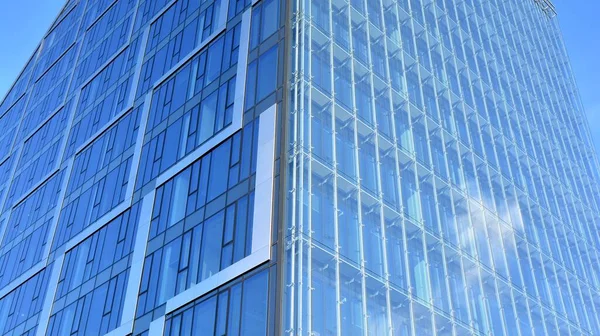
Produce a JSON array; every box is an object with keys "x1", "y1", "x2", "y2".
[{"x1": 283, "y1": 0, "x2": 600, "y2": 335}]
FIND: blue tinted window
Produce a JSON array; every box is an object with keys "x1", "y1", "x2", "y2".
[
  {"x1": 0, "y1": 268, "x2": 51, "y2": 335},
  {"x1": 240, "y1": 270, "x2": 268, "y2": 335},
  {"x1": 256, "y1": 46, "x2": 278, "y2": 102},
  {"x1": 164, "y1": 270, "x2": 269, "y2": 336}
]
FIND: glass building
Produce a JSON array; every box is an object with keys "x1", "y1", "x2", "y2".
[{"x1": 0, "y1": 0, "x2": 599, "y2": 334}]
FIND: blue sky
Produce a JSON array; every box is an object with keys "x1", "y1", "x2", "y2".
[
  {"x1": 555, "y1": 0, "x2": 600, "y2": 154},
  {"x1": 0, "y1": 1, "x2": 64, "y2": 99},
  {"x1": 0, "y1": 0, "x2": 598, "y2": 151}
]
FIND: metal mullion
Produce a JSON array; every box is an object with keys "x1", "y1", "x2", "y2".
[
  {"x1": 324, "y1": 0, "x2": 343, "y2": 334},
  {"x1": 345, "y1": 0, "x2": 369, "y2": 332}
]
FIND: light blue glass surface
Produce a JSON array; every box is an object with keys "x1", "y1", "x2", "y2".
[{"x1": 284, "y1": 0, "x2": 600, "y2": 335}]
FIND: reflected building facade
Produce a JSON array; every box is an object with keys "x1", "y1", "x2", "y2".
[{"x1": 0, "y1": 0, "x2": 599, "y2": 335}]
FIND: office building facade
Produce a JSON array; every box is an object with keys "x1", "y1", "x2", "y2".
[{"x1": 0, "y1": 0, "x2": 599, "y2": 335}]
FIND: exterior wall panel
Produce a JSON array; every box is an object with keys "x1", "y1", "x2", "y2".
[{"x1": 0, "y1": 0, "x2": 599, "y2": 335}]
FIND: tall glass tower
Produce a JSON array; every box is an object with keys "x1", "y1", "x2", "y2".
[{"x1": 0, "y1": 0, "x2": 598, "y2": 335}]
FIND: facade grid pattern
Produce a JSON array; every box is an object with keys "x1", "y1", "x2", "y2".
[
  {"x1": 0, "y1": 0, "x2": 283, "y2": 335},
  {"x1": 0, "y1": 0, "x2": 598, "y2": 335},
  {"x1": 284, "y1": 0, "x2": 600, "y2": 335}
]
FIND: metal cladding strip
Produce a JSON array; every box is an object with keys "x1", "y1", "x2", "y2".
[
  {"x1": 151, "y1": 102, "x2": 277, "y2": 331},
  {"x1": 0, "y1": 133, "x2": 25, "y2": 213},
  {"x1": 141, "y1": 8, "x2": 256, "y2": 332},
  {"x1": 0, "y1": 4, "x2": 50, "y2": 213},
  {"x1": 148, "y1": 316, "x2": 166, "y2": 336},
  {"x1": 33, "y1": 43, "x2": 76, "y2": 83},
  {"x1": 8, "y1": 158, "x2": 76, "y2": 336},
  {"x1": 24, "y1": 93, "x2": 154, "y2": 335},
  {"x1": 1, "y1": 21, "x2": 83, "y2": 214},
  {"x1": 104, "y1": 94, "x2": 154, "y2": 335},
  {"x1": 73, "y1": 105, "x2": 134, "y2": 156},
  {"x1": 0, "y1": 64, "x2": 79, "y2": 249},
  {"x1": 232, "y1": 7, "x2": 251, "y2": 127},
  {"x1": 85, "y1": 0, "x2": 121, "y2": 31},
  {"x1": 154, "y1": 8, "x2": 252, "y2": 187},
  {"x1": 0, "y1": 262, "x2": 44, "y2": 299},
  {"x1": 164, "y1": 245, "x2": 271, "y2": 315},
  {"x1": 21, "y1": 101, "x2": 65, "y2": 147},
  {"x1": 125, "y1": 91, "x2": 153, "y2": 203},
  {"x1": 53, "y1": 76, "x2": 154, "y2": 336},
  {"x1": 167, "y1": 102, "x2": 277, "y2": 312},
  {"x1": 126, "y1": 23, "x2": 151, "y2": 108},
  {"x1": 5, "y1": 167, "x2": 58, "y2": 214},
  {"x1": 127, "y1": 0, "x2": 143, "y2": 41},
  {"x1": 72, "y1": 42, "x2": 129, "y2": 94},
  {"x1": 63, "y1": 89, "x2": 152, "y2": 252},
  {"x1": 151, "y1": 30, "x2": 224, "y2": 92},
  {"x1": 41, "y1": 157, "x2": 73, "y2": 259},
  {"x1": 63, "y1": 202, "x2": 131, "y2": 252},
  {"x1": 67, "y1": 20, "x2": 140, "y2": 146},
  {"x1": 252, "y1": 104, "x2": 277, "y2": 254},
  {"x1": 102, "y1": 323, "x2": 134, "y2": 336},
  {"x1": 148, "y1": 0, "x2": 177, "y2": 27},
  {"x1": 2, "y1": 60, "x2": 119, "y2": 326},
  {"x1": 58, "y1": 91, "x2": 80, "y2": 162},
  {"x1": 6, "y1": 91, "x2": 75, "y2": 210},
  {"x1": 149, "y1": 0, "x2": 230, "y2": 92},
  {"x1": 120, "y1": 189, "x2": 156, "y2": 330},
  {"x1": 35, "y1": 254, "x2": 65, "y2": 336},
  {"x1": 218, "y1": 0, "x2": 229, "y2": 30},
  {"x1": 64, "y1": 25, "x2": 143, "y2": 157},
  {"x1": 0, "y1": 123, "x2": 75, "y2": 298},
  {"x1": 4, "y1": 2, "x2": 264, "y2": 335},
  {"x1": 0, "y1": 213, "x2": 8, "y2": 251},
  {"x1": 149, "y1": 0, "x2": 230, "y2": 91}
]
